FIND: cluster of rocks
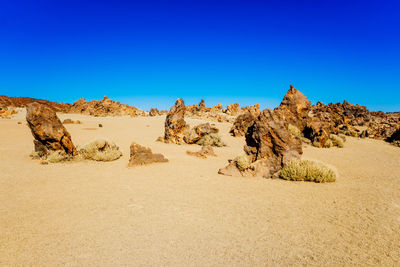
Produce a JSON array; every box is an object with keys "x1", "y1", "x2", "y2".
[
  {"x1": 0, "y1": 106, "x2": 18, "y2": 119},
  {"x1": 149, "y1": 108, "x2": 168, "y2": 116},
  {"x1": 158, "y1": 98, "x2": 225, "y2": 146},
  {"x1": 183, "y1": 99, "x2": 260, "y2": 123},
  {"x1": 219, "y1": 108, "x2": 303, "y2": 178},
  {"x1": 230, "y1": 85, "x2": 400, "y2": 147},
  {"x1": 69, "y1": 96, "x2": 146, "y2": 117},
  {"x1": 26, "y1": 102, "x2": 169, "y2": 166},
  {"x1": 220, "y1": 84, "x2": 400, "y2": 178}
]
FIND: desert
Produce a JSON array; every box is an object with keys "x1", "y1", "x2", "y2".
[{"x1": 1, "y1": 86, "x2": 400, "y2": 266}]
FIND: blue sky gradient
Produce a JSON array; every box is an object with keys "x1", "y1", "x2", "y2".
[{"x1": 0, "y1": 0, "x2": 399, "y2": 111}]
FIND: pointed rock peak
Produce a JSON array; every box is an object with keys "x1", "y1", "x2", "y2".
[
  {"x1": 278, "y1": 85, "x2": 311, "y2": 111},
  {"x1": 199, "y1": 99, "x2": 205, "y2": 108}
]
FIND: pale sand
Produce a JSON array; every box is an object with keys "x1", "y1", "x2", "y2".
[{"x1": 1, "y1": 110, "x2": 399, "y2": 266}]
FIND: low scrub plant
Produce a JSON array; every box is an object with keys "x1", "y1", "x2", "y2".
[
  {"x1": 79, "y1": 139, "x2": 122, "y2": 161},
  {"x1": 235, "y1": 155, "x2": 251, "y2": 171},
  {"x1": 196, "y1": 133, "x2": 226, "y2": 147},
  {"x1": 280, "y1": 160, "x2": 336, "y2": 183},
  {"x1": 330, "y1": 134, "x2": 344, "y2": 148},
  {"x1": 47, "y1": 150, "x2": 71, "y2": 163}
]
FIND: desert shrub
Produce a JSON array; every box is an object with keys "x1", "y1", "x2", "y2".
[
  {"x1": 196, "y1": 133, "x2": 226, "y2": 147},
  {"x1": 47, "y1": 150, "x2": 71, "y2": 163},
  {"x1": 288, "y1": 124, "x2": 302, "y2": 138},
  {"x1": 338, "y1": 134, "x2": 346, "y2": 142},
  {"x1": 323, "y1": 139, "x2": 333, "y2": 148},
  {"x1": 235, "y1": 155, "x2": 251, "y2": 171},
  {"x1": 79, "y1": 139, "x2": 122, "y2": 161},
  {"x1": 280, "y1": 160, "x2": 336, "y2": 183},
  {"x1": 330, "y1": 134, "x2": 344, "y2": 148}
]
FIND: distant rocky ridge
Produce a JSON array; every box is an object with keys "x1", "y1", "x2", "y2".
[{"x1": 0, "y1": 95, "x2": 71, "y2": 112}]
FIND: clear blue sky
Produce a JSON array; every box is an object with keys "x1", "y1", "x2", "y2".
[{"x1": 0, "y1": 0, "x2": 399, "y2": 111}]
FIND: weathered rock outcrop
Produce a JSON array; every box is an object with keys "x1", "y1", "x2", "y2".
[
  {"x1": 219, "y1": 109, "x2": 302, "y2": 178},
  {"x1": 224, "y1": 103, "x2": 239, "y2": 116},
  {"x1": 230, "y1": 112, "x2": 256, "y2": 137},
  {"x1": 184, "y1": 123, "x2": 219, "y2": 144},
  {"x1": 275, "y1": 85, "x2": 311, "y2": 130},
  {"x1": 0, "y1": 95, "x2": 71, "y2": 112},
  {"x1": 69, "y1": 96, "x2": 146, "y2": 117},
  {"x1": 26, "y1": 103, "x2": 77, "y2": 156},
  {"x1": 162, "y1": 98, "x2": 189, "y2": 144},
  {"x1": 128, "y1": 142, "x2": 168, "y2": 166},
  {"x1": 149, "y1": 108, "x2": 160, "y2": 116}
]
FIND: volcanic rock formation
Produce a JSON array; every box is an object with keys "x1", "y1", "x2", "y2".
[
  {"x1": 26, "y1": 103, "x2": 77, "y2": 156},
  {"x1": 128, "y1": 142, "x2": 168, "y2": 166},
  {"x1": 162, "y1": 98, "x2": 189, "y2": 144}
]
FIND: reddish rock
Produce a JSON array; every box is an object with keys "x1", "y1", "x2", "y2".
[
  {"x1": 128, "y1": 142, "x2": 168, "y2": 166},
  {"x1": 26, "y1": 103, "x2": 77, "y2": 156},
  {"x1": 163, "y1": 98, "x2": 189, "y2": 144},
  {"x1": 220, "y1": 109, "x2": 302, "y2": 178},
  {"x1": 0, "y1": 95, "x2": 71, "y2": 112},
  {"x1": 184, "y1": 123, "x2": 219, "y2": 144},
  {"x1": 275, "y1": 85, "x2": 311, "y2": 130},
  {"x1": 230, "y1": 112, "x2": 256, "y2": 137}
]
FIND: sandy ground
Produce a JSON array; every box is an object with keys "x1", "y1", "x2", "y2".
[{"x1": 1, "y1": 110, "x2": 400, "y2": 266}]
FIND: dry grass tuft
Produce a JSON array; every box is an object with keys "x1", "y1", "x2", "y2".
[
  {"x1": 79, "y1": 139, "x2": 122, "y2": 161},
  {"x1": 288, "y1": 124, "x2": 302, "y2": 138},
  {"x1": 330, "y1": 134, "x2": 344, "y2": 148},
  {"x1": 235, "y1": 155, "x2": 251, "y2": 171},
  {"x1": 47, "y1": 150, "x2": 72, "y2": 163},
  {"x1": 196, "y1": 133, "x2": 226, "y2": 147},
  {"x1": 280, "y1": 160, "x2": 336, "y2": 183}
]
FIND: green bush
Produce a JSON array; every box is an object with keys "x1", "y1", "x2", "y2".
[
  {"x1": 280, "y1": 160, "x2": 336, "y2": 183},
  {"x1": 79, "y1": 139, "x2": 122, "y2": 161},
  {"x1": 196, "y1": 133, "x2": 226, "y2": 147}
]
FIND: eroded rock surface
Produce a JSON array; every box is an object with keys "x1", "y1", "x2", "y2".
[
  {"x1": 128, "y1": 142, "x2": 168, "y2": 166},
  {"x1": 163, "y1": 98, "x2": 189, "y2": 144},
  {"x1": 26, "y1": 103, "x2": 77, "y2": 156}
]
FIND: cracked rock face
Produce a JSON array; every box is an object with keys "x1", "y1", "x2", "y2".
[{"x1": 26, "y1": 102, "x2": 77, "y2": 156}]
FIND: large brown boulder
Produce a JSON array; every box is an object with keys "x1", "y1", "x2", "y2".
[
  {"x1": 244, "y1": 109, "x2": 302, "y2": 165},
  {"x1": 275, "y1": 85, "x2": 311, "y2": 130},
  {"x1": 163, "y1": 98, "x2": 189, "y2": 144},
  {"x1": 184, "y1": 123, "x2": 219, "y2": 144},
  {"x1": 230, "y1": 112, "x2": 256, "y2": 137},
  {"x1": 220, "y1": 109, "x2": 302, "y2": 178},
  {"x1": 128, "y1": 142, "x2": 168, "y2": 166},
  {"x1": 26, "y1": 103, "x2": 77, "y2": 156}
]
